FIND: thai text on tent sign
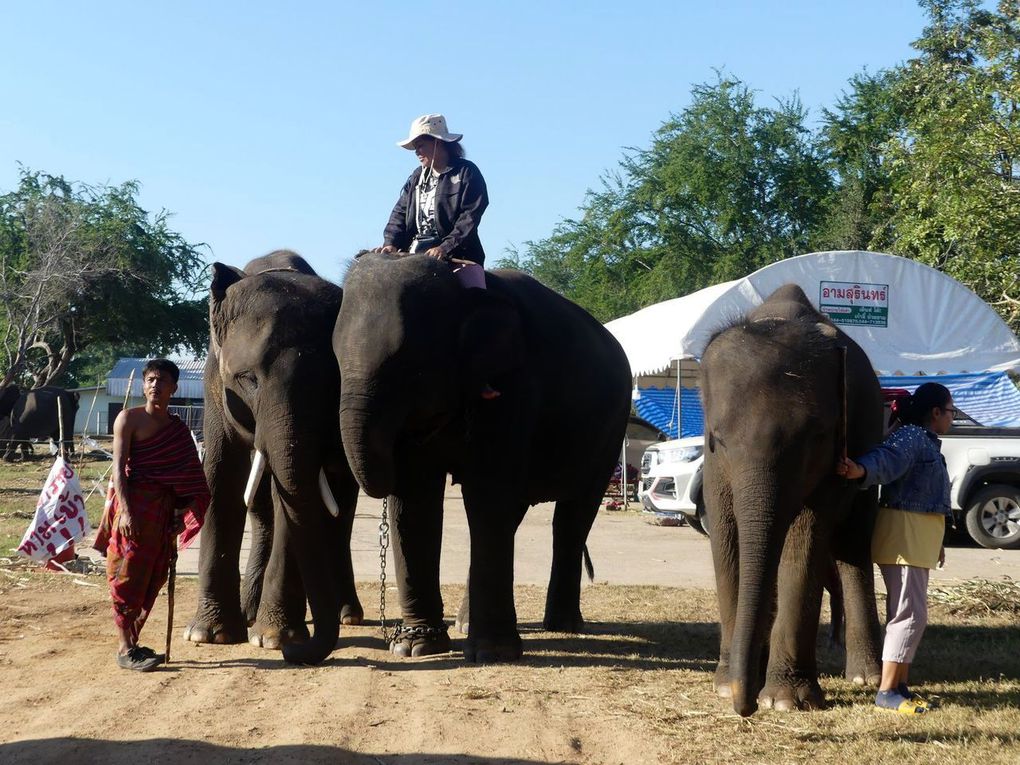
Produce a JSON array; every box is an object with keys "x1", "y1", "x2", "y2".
[{"x1": 819, "y1": 281, "x2": 889, "y2": 327}]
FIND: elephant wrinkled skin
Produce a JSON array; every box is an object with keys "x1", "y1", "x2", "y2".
[
  {"x1": 184, "y1": 251, "x2": 362, "y2": 665},
  {"x1": 700, "y1": 284, "x2": 883, "y2": 717},
  {"x1": 335, "y1": 252, "x2": 631, "y2": 663}
]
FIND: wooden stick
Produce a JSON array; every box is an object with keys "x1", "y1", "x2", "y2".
[
  {"x1": 79, "y1": 377, "x2": 102, "y2": 468},
  {"x1": 122, "y1": 368, "x2": 135, "y2": 411},
  {"x1": 839, "y1": 346, "x2": 848, "y2": 460},
  {"x1": 57, "y1": 396, "x2": 66, "y2": 461},
  {"x1": 165, "y1": 536, "x2": 178, "y2": 664}
]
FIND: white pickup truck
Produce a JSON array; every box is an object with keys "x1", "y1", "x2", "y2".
[{"x1": 640, "y1": 409, "x2": 1020, "y2": 550}]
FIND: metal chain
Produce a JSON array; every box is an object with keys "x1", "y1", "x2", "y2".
[{"x1": 378, "y1": 496, "x2": 391, "y2": 641}]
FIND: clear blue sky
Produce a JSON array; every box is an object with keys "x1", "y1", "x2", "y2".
[{"x1": 3, "y1": 1, "x2": 929, "y2": 284}]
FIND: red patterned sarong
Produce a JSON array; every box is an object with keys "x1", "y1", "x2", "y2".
[{"x1": 94, "y1": 416, "x2": 209, "y2": 632}]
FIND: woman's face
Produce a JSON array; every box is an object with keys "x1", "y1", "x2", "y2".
[
  {"x1": 931, "y1": 398, "x2": 957, "y2": 435},
  {"x1": 412, "y1": 136, "x2": 448, "y2": 168}
]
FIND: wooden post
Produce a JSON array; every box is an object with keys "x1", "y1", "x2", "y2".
[
  {"x1": 57, "y1": 396, "x2": 66, "y2": 461},
  {"x1": 79, "y1": 378, "x2": 102, "y2": 468},
  {"x1": 122, "y1": 368, "x2": 135, "y2": 411}
]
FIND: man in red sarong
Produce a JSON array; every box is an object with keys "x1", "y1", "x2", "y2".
[{"x1": 94, "y1": 358, "x2": 209, "y2": 671}]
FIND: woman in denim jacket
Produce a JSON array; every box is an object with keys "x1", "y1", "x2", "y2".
[{"x1": 838, "y1": 382, "x2": 954, "y2": 715}]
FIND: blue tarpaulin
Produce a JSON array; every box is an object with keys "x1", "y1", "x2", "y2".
[{"x1": 636, "y1": 371, "x2": 1020, "y2": 438}]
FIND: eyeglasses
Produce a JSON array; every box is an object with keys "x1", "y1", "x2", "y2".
[{"x1": 943, "y1": 407, "x2": 959, "y2": 416}]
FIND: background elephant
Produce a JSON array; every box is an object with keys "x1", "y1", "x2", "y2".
[
  {"x1": 0, "y1": 386, "x2": 79, "y2": 460},
  {"x1": 334, "y1": 252, "x2": 631, "y2": 663},
  {"x1": 700, "y1": 284, "x2": 883, "y2": 717},
  {"x1": 184, "y1": 250, "x2": 363, "y2": 661}
]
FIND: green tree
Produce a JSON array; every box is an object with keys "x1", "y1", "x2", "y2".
[
  {"x1": 0, "y1": 169, "x2": 209, "y2": 388},
  {"x1": 887, "y1": 0, "x2": 1020, "y2": 330},
  {"x1": 815, "y1": 70, "x2": 904, "y2": 252},
  {"x1": 504, "y1": 76, "x2": 831, "y2": 321}
]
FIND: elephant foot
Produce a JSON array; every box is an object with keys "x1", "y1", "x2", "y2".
[
  {"x1": 183, "y1": 618, "x2": 248, "y2": 645},
  {"x1": 464, "y1": 633, "x2": 523, "y2": 664},
  {"x1": 248, "y1": 623, "x2": 310, "y2": 649},
  {"x1": 758, "y1": 677, "x2": 826, "y2": 712},
  {"x1": 340, "y1": 603, "x2": 364, "y2": 627},
  {"x1": 389, "y1": 624, "x2": 451, "y2": 658},
  {"x1": 714, "y1": 663, "x2": 732, "y2": 698},
  {"x1": 845, "y1": 656, "x2": 882, "y2": 686},
  {"x1": 542, "y1": 612, "x2": 584, "y2": 633}
]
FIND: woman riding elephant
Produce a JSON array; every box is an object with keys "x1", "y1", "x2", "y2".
[
  {"x1": 700, "y1": 284, "x2": 883, "y2": 717},
  {"x1": 373, "y1": 113, "x2": 489, "y2": 291}
]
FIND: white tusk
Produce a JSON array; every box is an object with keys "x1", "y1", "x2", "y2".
[
  {"x1": 244, "y1": 450, "x2": 266, "y2": 509},
  {"x1": 319, "y1": 468, "x2": 340, "y2": 517}
]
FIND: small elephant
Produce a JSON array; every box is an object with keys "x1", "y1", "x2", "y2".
[
  {"x1": 184, "y1": 251, "x2": 363, "y2": 660},
  {"x1": 0, "y1": 386, "x2": 79, "y2": 460},
  {"x1": 334, "y1": 252, "x2": 632, "y2": 663},
  {"x1": 700, "y1": 284, "x2": 883, "y2": 717}
]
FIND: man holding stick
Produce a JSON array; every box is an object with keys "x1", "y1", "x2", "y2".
[{"x1": 93, "y1": 359, "x2": 209, "y2": 671}]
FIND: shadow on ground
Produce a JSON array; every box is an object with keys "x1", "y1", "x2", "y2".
[{"x1": 0, "y1": 738, "x2": 548, "y2": 765}]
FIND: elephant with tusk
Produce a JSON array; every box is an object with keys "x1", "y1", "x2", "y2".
[{"x1": 183, "y1": 250, "x2": 363, "y2": 663}]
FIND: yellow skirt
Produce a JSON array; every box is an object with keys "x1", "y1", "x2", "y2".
[{"x1": 872, "y1": 507, "x2": 945, "y2": 569}]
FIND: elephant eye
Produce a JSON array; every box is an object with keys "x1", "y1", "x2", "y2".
[
  {"x1": 234, "y1": 371, "x2": 258, "y2": 392},
  {"x1": 708, "y1": 432, "x2": 715, "y2": 453}
]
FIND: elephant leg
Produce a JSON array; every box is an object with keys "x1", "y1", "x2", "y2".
[
  {"x1": 543, "y1": 489, "x2": 601, "y2": 632},
  {"x1": 184, "y1": 427, "x2": 249, "y2": 645},
  {"x1": 240, "y1": 476, "x2": 274, "y2": 625},
  {"x1": 326, "y1": 470, "x2": 363, "y2": 626},
  {"x1": 833, "y1": 489, "x2": 882, "y2": 685},
  {"x1": 462, "y1": 484, "x2": 526, "y2": 663},
  {"x1": 707, "y1": 479, "x2": 738, "y2": 697},
  {"x1": 388, "y1": 469, "x2": 449, "y2": 658},
  {"x1": 759, "y1": 508, "x2": 827, "y2": 711},
  {"x1": 249, "y1": 482, "x2": 311, "y2": 648}
]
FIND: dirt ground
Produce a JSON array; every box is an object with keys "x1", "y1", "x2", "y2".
[{"x1": 2, "y1": 463, "x2": 1020, "y2": 764}]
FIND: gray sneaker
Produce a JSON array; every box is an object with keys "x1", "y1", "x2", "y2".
[{"x1": 116, "y1": 646, "x2": 162, "y2": 672}]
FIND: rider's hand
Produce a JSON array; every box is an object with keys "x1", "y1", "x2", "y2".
[
  {"x1": 372, "y1": 245, "x2": 398, "y2": 254},
  {"x1": 424, "y1": 247, "x2": 447, "y2": 259}
]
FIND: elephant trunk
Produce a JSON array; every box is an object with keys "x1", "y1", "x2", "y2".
[
  {"x1": 339, "y1": 387, "x2": 398, "y2": 499},
  {"x1": 256, "y1": 416, "x2": 341, "y2": 666},
  {"x1": 729, "y1": 469, "x2": 786, "y2": 717}
]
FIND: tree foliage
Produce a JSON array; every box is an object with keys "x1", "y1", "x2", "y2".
[
  {"x1": 505, "y1": 1, "x2": 1020, "y2": 334},
  {"x1": 504, "y1": 77, "x2": 830, "y2": 322},
  {"x1": 0, "y1": 169, "x2": 209, "y2": 388},
  {"x1": 887, "y1": 0, "x2": 1020, "y2": 328}
]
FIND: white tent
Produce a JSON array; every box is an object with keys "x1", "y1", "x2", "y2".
[{"x1": 606, "y1": 250, "x2": 1020, "y2": 376}]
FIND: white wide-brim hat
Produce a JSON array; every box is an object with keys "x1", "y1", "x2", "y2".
[{"x1": 397, "y1": 113, "x2": 463, "y2": 149}]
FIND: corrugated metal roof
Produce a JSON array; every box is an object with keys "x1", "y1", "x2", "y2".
[{"x1": 107, "y1": 357, "x2": 205, "y2": 400}]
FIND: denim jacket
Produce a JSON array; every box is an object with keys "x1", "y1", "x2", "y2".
[{"x1": 856, "y1": 424, "x2": 951, "y2": 517}]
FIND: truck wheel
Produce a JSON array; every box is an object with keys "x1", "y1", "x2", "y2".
[
  {"x1": 687, "y1": 501, "x2": 710, "y2": 538},
  {"x1": 965, "y1": 484, "x2": 1020, "y2": 550}
]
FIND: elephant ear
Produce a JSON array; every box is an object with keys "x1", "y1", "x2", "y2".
[
  {"x1": 209, "y1": 263, "x2": 247, "y2": 355},
  {"x1": 457, "y1": 288, "x2": 526, "y2": 396}
]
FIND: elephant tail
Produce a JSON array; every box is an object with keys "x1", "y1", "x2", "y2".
[{"x1": 583, "y1": 544, "x2": 594, "y2": 582}]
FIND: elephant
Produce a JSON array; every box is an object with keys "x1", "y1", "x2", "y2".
[
  {"x1": 334, "y1": 251, "x2": 632, "y2": 663},
  {"x1": 0, "y1": 386, "x2": 79, "y2": 460},
  {"x1": 183, "y1": 250, "x2": 363, "y2": 660},
  {"x1": 700, "y1": 284, "x2": 883, "y2": 716}
]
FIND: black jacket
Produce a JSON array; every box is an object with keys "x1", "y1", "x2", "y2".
[{"x1": 382, "y1": 158, "x2": 489, "y2": 265}]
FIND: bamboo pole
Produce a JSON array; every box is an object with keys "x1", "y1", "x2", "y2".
[
  {"x1": 57, "y1": 396, "x2": 66, "y2": 461},
  {"x1": 79, "y1": 377, "x2": 103, "y2": 468}
]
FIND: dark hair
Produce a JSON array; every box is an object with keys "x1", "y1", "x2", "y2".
[
  {"x1": 143, "y1": 358, "x2": 180, "y2": 384},
  {"x1": 446, "y1": 141, "x2": 465, "y2": 159},
  {"x1": 900, "y1": 382, "x2": 952, "y2": 427}
]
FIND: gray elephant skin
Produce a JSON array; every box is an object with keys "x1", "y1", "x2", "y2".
[
  {"x1": 700, "y1": 284, "x2": 883, "y2": 716},
  {"x1": 0, "y1": 386, "x2": 79, "y2": 460},
  {"x1": 184, "y1": 251, "x2": 363, "y2": 665},
  {"x1": 334, "y1": 252, "x2": 632, "y2": 663}
]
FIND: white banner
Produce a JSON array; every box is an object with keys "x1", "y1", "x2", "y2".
[{"x1": 17, "y1": 458, "x2": 90, "y2": 562}]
